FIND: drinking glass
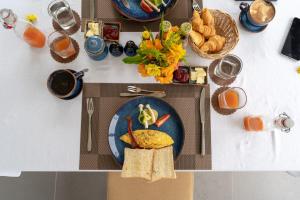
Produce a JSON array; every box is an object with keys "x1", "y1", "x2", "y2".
[
  {"x1": 48, "y1": 0, "x2": 76, "y2": 30},
  {"x1": 218, "y1": 87, "x2": 247, "y2": 110},
  {"x1": 214, "y1": 54, "x2": 243, "y2": 80},
  {"x1": 48, "y1": 31, "x2": 76, "y2": 59}
]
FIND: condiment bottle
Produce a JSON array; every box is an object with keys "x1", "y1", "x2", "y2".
[
  {"x1": 274, "y1": 113, "x2": 294, "y2": 133},
  {"x1": 109, "y1": 42, "x2": 123, "y2": 57},
  {"x1": 124, "y1": 40, "x2": 138, "y2": 57},
  {"x1": 84, "y1": 36, "x2": 108, "y2": 61},
  {"x1": 0, "y1": 9, "x2": 46, "y2": 48}
]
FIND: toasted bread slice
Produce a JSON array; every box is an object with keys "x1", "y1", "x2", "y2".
[
  {"x1": 121, "y1": 148, "x2": 154, "y2": 181},
  {"x1": 151, "y1": 146, "x2": 176, "y2": 182}
]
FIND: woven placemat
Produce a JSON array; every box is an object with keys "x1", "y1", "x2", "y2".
[
  {"x1": 81, "y1": 0, "x2": 195, "y2": 32},
  {"x1": 211, "y1": 87, "x2": 237, "y2": 115},
  {"x1": 209, "y1": 59, "x2": 236, "y2": 86},
  {"x1": 50, "y1": 38, "x2": 80, "y2": 64},
  {"x1": 52, "y1": 10, "x2": 81, "y2": 35},
  {"x1": 79, "y1": 83, "x2": 212, "y2": 170}
]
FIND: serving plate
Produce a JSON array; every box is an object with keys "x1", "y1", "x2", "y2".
[
  {"x1": 111, "y1": 0, "x2": 178, "y2": 22},
  {"x1": 108, "y1": 96, "x2": 185, "y2": 165}
]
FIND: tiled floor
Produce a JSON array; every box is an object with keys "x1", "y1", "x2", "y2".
[{"x1": 0, "y1": 172, "x2": 299, "y2": 200}]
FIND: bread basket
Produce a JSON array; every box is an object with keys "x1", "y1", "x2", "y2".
[{"x1": 189, "y1": 9, "x2": 239, "y2": 59}]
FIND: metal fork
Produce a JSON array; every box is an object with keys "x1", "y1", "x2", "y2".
[
  {"x1": 86, "y1": 98, "x2": 94, "y2": 152},
  {"x1": 127, "y1": 86, "x2": 165, "y2": 94},
  {"x1": 192, "y1": 0, "x2": 201, "y2": 12}
]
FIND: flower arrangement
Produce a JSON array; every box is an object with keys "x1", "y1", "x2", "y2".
[{"x1": 123, "y1": 19, "x2": 191, "y2": 84}]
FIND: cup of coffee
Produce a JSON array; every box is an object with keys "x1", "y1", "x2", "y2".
[
  {"x1": 240, "y1": 0, "x2": 275, "y2": 31},
  {"x1": 47, "y1": 69, "x2": 87, "y2": 100}
]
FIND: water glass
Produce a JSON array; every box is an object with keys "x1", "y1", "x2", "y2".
[
  {"x1": 48, "y1": 0, "x2": 76, "y2": 30},
  {"x1": 214, "y1": 54, "x2": 243, "y2": 80},
  {"x1": 48, "y1": 31, "x2": 76, "y2": 59},
  {"x1": 218, "y1": 87, "x2": 247, "y2": 110}
]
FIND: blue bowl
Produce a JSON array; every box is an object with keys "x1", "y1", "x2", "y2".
[{"x1": 108, "y1": 96, "x2": 185, "y2": 165}]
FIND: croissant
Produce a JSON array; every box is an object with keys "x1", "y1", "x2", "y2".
[
  {"x1": 209, "y1": 35, "x2": 226, "y2": 52},
  {"x1": 200, "y1": 35, "x2": 226, "y2": 53},
  {"x1": 202, "y1": 25, "x2": 216, "y2": 38},
  {"x1": 190, "y1": 30, "x2": 205, "y2": 47},
  {"x1": 200, "y1": 40, "x2": 217, "y2": 53},
  {"x1": 192, "y1": 10, "x2": 204, "y2": 33},
  {"x1": 201, "y1": 8, "x2": 214, "y2": 26}
]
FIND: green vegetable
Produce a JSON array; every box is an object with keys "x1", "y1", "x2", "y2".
[{"x1": 151, "y1": 0, "x2": 163, "y2": 6}]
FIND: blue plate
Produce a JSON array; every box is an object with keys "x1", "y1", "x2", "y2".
[
  {"x1": 112, "y1": 0, "x2": 178, "y2": 22},
  {"x1": 108, "y1": 96, "x2": 185, "y2": 165}
]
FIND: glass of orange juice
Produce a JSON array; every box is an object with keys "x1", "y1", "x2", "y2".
[
  {"x1": 48, "y1": 31, "x2": 76, "y2": 58},
  {"x1": 218, "y1": 87, "x2": 247, "y2": 110}
]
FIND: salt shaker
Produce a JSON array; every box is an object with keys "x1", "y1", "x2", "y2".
[{"x1": 274, "y1": 113, "x2": 294, "y2": 133}]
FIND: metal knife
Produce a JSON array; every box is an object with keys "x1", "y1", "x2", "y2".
[
  {"x1": 121, "y1": 0, "x2": 131, "y2": 9},
  {"x1": 200, "y1": 87, "x2": 206, "y2": 156},
  {"x1": 120, "y1": 92, "x2": 166, "y2": 98}
]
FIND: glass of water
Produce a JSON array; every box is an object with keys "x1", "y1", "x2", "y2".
[
  {"x1": 214, "y1": 54, "x2": 243, "y2": 80},
  {"x1": 48, "y1": 0, "x2": 76, "y2": 30}
]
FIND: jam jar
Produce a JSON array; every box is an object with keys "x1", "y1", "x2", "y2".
[{"x1": 84, "y1": 36, "x2": 108, "y2": 61}]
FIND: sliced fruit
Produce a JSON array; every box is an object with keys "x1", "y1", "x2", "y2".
[
  {"x1": 180, "y1": 22, "x2": 192, "y2": 36},
  {"x1": 161, "y1": 20, "x2": 172, "y2": 32},
  {"x1": 140, "y1": 0, "x2": 154, "y2": 13},
  {"x1": 155, "y1": 114, "x2": 171, "y2": 128}
]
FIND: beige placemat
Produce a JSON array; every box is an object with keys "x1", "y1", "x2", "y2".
[
  {"x1": 81, "y1": 0, "x2": 195, "y2": 32},
  {"x1": 80, "y1": 83, "x2": 212, "y2": 170}
]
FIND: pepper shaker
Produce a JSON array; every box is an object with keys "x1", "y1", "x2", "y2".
[
  {"x1": 109, "y1": 42, "x2": 124, "y2": 57},
  {"x1": 124, "y1": 40, "x2": 138, "y2": 57}
]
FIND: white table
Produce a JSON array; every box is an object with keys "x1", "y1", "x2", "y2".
[{"x1": 0, "y1": 0, "x2": 300, "y2": 175}]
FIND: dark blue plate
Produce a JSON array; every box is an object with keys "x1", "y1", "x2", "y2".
[
  {"x1": 111, "y1": 0, "x2": 178, "y2": 22},
  {"x1": 108, "y1": 96, "x2": 185, "y2": 165}
]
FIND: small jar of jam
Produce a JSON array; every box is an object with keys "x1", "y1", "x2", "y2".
[
  {"x1": 109, "y1": 42, "x2": 124, "y2": 57},
  {"x1": 84, "y1": 36, "x2": 108, "y2": 61}
]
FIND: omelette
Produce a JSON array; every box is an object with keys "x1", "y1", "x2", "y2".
[{"x1": 120, "y1": 130, "x2": 174, "y2": 149}]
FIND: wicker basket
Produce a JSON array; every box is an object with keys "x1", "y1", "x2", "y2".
[{"x1": 189, "y1": 9, "x2": 239, "y2": 59}]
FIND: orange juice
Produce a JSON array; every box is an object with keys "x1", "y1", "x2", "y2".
[
  {"x1": 51, "y1": 37, "x2": 75, "y2": 58},
  {"x1": 218, "y1": 89, "x2": 239, "y2": 109},
  {"x1": 244, "y1": 116, "x2": 264, "y2": 131},
  {"x1": 23, "y1": 26, "x2": 46, "y2": 48}
]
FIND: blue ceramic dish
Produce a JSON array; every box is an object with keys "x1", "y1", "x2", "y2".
[
  {"x1": 111, "y1": 0, "x2": 178, "y2": 22},
  {"x1": 108, "y1": 96, "x2": 185, "y2": 165}
]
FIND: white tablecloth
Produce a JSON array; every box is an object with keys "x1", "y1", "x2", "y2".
[{"x1": 0, "y1": 0, "x2": 299, "y2": 175}]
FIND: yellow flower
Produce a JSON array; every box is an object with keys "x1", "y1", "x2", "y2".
[
  {"x1": 138, "y1": 64, "x2": 149, "y2": 77},
  {"x1": 142, "y1": 31, "x2": 150, "y2": 40},
  {"x1": 155, "y1": 66, "x2": 174, "y2": 84},
  {"x1": 297, "y1": 67, "x2": 300, "y2": 74},
  {"x1": 25, "y1": 14, "x2": 38, "y2": 23},
  {"x1": 145, "y1": 64, "x2": 161, "y2": 77}
]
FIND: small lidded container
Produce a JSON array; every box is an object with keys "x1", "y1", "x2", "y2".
[{"x1": 84, "y1": 36, "x2": 108, "y2": 61}]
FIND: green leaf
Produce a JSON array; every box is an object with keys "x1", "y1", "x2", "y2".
[{"x1": 123, "y1": 55, "x2": 144, "y2": 64}]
